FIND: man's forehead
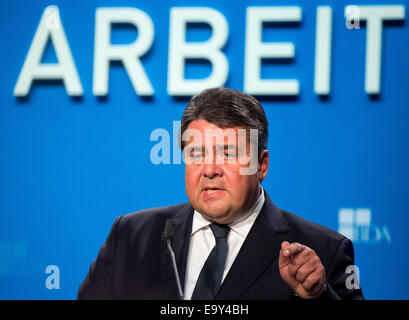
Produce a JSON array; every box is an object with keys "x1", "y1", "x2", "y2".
[
  {"x1": 186, "y1": 120, "x2": 243, "y2": 131},
  {"x1": 183, "y1": 119, "x2": 252, "y2": 147},
  {"x1": 183, "y1": 129, "x2": 245, "y2": 145}
]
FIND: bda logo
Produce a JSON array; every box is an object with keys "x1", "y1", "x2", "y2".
[{"x1": 338, "y1": 208, "x2": 391, "y2": 244}]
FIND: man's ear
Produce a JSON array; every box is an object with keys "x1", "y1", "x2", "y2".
[{"x1": 258, "y1": 150, "x2": 269, "y2": 181}]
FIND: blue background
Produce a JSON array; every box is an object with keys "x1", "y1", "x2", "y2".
[{"x1": 0, "y1": 0, "x2": 408, "y2": 299}]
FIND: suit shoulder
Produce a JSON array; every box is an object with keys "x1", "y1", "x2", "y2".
[
  {"x1": 281, "y1": 209, "x2": 346, "y2": 244},
  {"x1": 120, "y1": 202, "x2": 191, "y2": 224},
  {"x1": 116, "y1": 202, "x2": 192, "y2": 231}
]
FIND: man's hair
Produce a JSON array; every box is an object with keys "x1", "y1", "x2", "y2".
[{"x1": 180, "y1": 87, "x2": 268, "y2": 155}]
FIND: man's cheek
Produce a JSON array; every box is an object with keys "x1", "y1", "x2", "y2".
[{"x1": 186, "y1": 176, "x2": 200, "y2": 195}]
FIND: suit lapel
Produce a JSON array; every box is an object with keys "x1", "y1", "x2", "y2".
[
  {"x1": 216, "y1": 192, "x2": 290, "y2": 299},
  {"x1": 160, "y1": 204, "x2": 193, "y2": 299}
]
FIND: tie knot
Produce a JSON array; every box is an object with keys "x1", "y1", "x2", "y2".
[{"x1": 209, "y1": 223, "x2": 230, "y2": 239}]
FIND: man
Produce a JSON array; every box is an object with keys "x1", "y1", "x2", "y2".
[{"x1": 77, "y1": 87, "x2": 364, "y2": 300}]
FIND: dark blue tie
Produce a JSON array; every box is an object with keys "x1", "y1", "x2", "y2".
[{"x1": 191, "y1": 223, "x2": 230, "y2": 300}]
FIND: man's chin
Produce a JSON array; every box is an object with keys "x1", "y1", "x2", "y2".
[{"x1": 199, "y1": 209, "x2": 232, "y2": 224}]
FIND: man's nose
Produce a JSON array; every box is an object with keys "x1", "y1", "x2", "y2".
[{"x1": 202, "y1": 159, "x2": 223, "y2": 179}]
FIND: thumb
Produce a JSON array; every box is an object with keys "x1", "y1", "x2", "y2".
[{"x1": 279, "y1": 241, "x2": 291, "y2": 267}]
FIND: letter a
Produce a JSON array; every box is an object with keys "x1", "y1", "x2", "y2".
[
  {"x1": 45, "y1": 265, "x2": 60, "y2": 290},
  {"x1": 14, "y1": 5, "x2": 83, "y2": 97}
]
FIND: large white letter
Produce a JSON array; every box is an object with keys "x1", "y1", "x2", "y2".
[
  {"x1": 167, "y1": 7, "x2": 229, "y2": 96},
  {"x1": 344, "y1": 5, "x2": 405, "y2": 95},
  {"x1": 93, "y1": 8, "x2": 154, "y2": 96},
  {"x1": 244, "y1": 7, "x2": 301, "y2": 95},
  {"x1": 14, "y1": 5, "x2": 83, "y2": 97},
  {"x1": 314, "y1": 6, "x2": 332, "y2": 95}
]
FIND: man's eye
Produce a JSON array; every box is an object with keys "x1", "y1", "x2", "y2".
[
  {"x1": 190, "y1": 150, "x2": 203, "y2": 159},
  {"x1": 224, "y1": 152, "x2": 235, "y2": 159}
]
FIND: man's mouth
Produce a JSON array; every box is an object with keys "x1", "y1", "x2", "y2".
[{"x1": 203, "y1": 187, "x2": 224, "y2": 195}]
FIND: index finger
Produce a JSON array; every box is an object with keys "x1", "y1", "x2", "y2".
[{"x1": 282, "y1": 242, "x2": 305, "y2": 258}]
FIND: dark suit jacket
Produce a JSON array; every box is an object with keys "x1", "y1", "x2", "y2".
[{"x1": 77, "y1": 192, "x2": 364, "y2": 300}]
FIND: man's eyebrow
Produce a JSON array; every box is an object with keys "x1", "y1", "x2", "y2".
[
  {"x1": 186, "y1": 144, "x2": 237, "y2": 150},
  {"x1": 215, "y1": 144, "x2": 236, "y2": 150}
]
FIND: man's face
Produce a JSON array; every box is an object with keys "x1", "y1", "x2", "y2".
[{"x1": 184, "y1": 119, "x2": 269, "y2": 224}]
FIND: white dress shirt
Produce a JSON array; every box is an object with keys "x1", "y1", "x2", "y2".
[{"x1": 184, "y1": 188, "x2": 265, "y2": 300}]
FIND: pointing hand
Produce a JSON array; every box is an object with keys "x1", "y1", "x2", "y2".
[{"x1": 279, "y1": 241, "x2": 326, "y2": 299}]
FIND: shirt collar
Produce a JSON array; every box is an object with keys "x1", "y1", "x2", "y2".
[
  {"x1": 229, "y1": 187, "x2": 265, "y2": 237},
  {"x1": 191, "y1": 187, "x2": 265, "y2": 238}
]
